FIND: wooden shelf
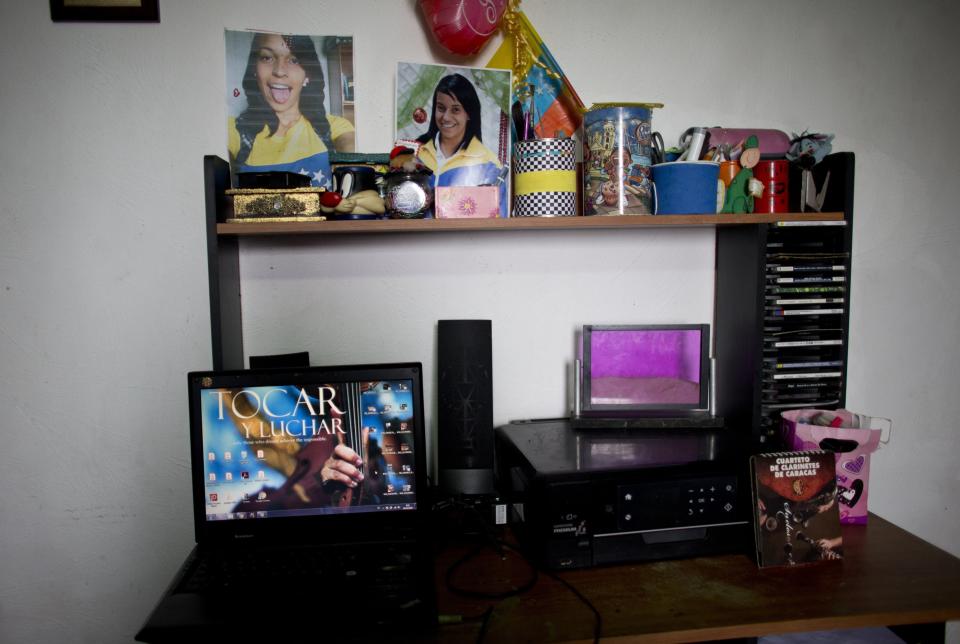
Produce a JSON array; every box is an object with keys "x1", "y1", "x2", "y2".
[{"x1": 217, "y1": 211, "x2": 845, "y2": 236}]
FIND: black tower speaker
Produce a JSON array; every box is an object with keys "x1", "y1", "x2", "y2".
[{"x1": 437, "y1": 319, "x2": 495, "y2": 496}]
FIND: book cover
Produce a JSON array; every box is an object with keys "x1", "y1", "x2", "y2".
[{"x1": 750, "y1": 450, "x2": 843, "y2": 567}]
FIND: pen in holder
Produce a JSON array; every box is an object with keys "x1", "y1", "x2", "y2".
[{"x1": 512, "y1": 137, "x2": 578, "y2": 217}]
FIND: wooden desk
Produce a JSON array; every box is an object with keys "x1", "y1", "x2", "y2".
[{"x1": 432, "y1": 515, "x2": 960, "y2": 643}]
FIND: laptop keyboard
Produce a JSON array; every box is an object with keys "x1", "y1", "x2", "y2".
[{"x1": 176, "y1": 543, "x2": 417, "y2": 599}]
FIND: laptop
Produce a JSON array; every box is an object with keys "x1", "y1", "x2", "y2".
[
  {"x1": 572, "y1": 324, "x2": 723, "y2": 429},
  {"x1": 136, "y1": 363, "x2": 435, "y2": 642}
]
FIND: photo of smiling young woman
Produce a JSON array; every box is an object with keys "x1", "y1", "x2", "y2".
[
  {"x1": 415, "y1": 75, "x2": 489, "y2": 166},
  {"x1": 396, "y1": 63, "x2": 511, "y2": 216},
  {"x1": 225, "y1": 30, "x2": 355, "y2": 188}
]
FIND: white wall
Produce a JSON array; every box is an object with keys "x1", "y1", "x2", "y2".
[{"x1": 0, "y1": 1, "x2": 957, "y2": 642}]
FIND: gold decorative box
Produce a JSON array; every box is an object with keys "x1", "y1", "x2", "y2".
[{"x1": 225, "y1": 187, "x2": 327, "y2": 222}]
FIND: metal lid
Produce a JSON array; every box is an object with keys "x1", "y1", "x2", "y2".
[{"x1": 587, "y1": 102, "x2": 665, "y2": 110}]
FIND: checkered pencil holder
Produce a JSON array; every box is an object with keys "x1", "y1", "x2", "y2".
[{"x1": 512, "y1": 138, "x2": 578, "y2": 217}]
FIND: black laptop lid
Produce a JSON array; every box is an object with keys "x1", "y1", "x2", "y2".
[{"x1": 187, "y1": 363, "x2": 428, "y2": 545}]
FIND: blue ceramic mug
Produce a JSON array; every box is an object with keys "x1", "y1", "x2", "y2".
[{"x1": 652, "y1": 161, "x2": 721, "y2": 215}]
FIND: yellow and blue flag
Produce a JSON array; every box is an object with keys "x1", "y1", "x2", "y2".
[{"x1": 487, "y1": 10, "x2": 584, "y2": 140}]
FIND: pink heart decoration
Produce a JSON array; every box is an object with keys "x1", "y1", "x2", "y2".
[{"x1": 843, "y1": 455, "x2": 865, "y2": 474}]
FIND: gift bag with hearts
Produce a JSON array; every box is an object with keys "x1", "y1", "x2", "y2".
[{"x1": 781, "y1": 409, "x2": 892, "y2": 525}]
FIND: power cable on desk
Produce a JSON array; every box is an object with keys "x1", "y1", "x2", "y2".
[
  {"x1": 539, "y1": 567, "x2": 603, "y2": 644},
  {"x1": 445, "y1": 538, "x2": 539, "y2": 599},
  {"x1": 432, "y1": 494, "x2": 537, "y2": 598},
  {"x1": 433, "y1": 495, "x2": 601, "y2": 643},
  {"x1": 437, "y1": 606, "x2": 494, "y2": 643}
]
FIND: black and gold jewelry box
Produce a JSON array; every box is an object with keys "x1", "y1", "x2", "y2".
[{"x1": 225, "y1": 187, "x2": 327, "y2": 223}]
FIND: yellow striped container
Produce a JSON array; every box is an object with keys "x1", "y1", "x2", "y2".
[{"x1": 512, "y1": 138, "x2": 578, "y2": 217}]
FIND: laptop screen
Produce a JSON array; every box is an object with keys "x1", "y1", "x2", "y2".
[{"x1": 189, "y1": 364, "x2": 424, "y2": 528}]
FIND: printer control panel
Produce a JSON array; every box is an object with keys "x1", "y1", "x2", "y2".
[{"x1": 616, "y1": 476, "x2": 739, "y2": 531}]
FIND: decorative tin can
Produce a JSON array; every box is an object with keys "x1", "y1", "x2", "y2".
[
  {"x1": 512, "y1": 138, "x2": 578, "y2": 217},
  {"x1": 752, "y1": 159, "x2": 790, "y2": 213},
  {"x1": 582, "y1": 102, "x2": 662, "y2": 215},
  {"x1": 383, "y1": 171, "x2": 434, "y2": 219}
]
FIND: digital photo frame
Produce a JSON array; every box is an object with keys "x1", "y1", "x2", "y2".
[{"x1": 575, "y1": 324, "x2": 714, "y2": 422}]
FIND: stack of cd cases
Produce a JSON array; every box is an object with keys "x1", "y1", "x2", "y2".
[{"x1": 758, "y1": 220, "x2": 851, "y2": 442}]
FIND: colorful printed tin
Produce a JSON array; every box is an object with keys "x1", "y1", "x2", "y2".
[{"x1": 582, "y1": 102, "x2": 662, "y2": 216}]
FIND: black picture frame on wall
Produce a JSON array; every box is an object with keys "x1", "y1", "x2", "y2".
[{"x1": 50, "y1": 0, "x2": 160, "y2": 22}]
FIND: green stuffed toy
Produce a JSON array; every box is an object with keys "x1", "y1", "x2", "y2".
[{"x1": 721, "y1": 135, "x2": 763, "y2": 214}]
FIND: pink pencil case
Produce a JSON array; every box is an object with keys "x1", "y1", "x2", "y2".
[{"x1": 703, "y1": 128, "x2": 791, "y2": 158}]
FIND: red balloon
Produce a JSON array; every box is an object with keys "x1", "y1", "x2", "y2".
[{"x1": 419, "y1": 0, "x2": 508, "y2": 56}]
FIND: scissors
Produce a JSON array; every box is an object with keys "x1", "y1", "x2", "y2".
[{"x1": 651, "y1": 131, "x2": 665, "y2": 165}]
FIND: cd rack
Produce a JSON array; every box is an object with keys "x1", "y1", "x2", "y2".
[{"x1": 714, "y1": 152, "x2": 855, "y2": 449}]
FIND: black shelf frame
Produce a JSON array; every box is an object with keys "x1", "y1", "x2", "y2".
[{"x1": 203, "y1": 151, "x2": 855, "y2": 434}]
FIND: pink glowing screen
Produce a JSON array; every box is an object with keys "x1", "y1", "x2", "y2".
[{"x1": 581, "y1": 325, "x2": 708, "y2": 410}]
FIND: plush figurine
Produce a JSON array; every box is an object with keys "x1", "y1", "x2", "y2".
[
  {"x1": 319, "y1": 165, "x2": 385, "y2": 219},
  {"x1": 388, "y1": 140, "x2": 428, "y2": 174},
  {"x1": 721, "y1": 135, "x2": 764, "y2": 214},
  {"x1": 319, "y1": 189, "x2": 386, "y2": 218},
  {"x1": 787, "y1": 131, "x2": 834, "y2": 212},
  {"x1": 787, "y1": 131, "x2": 834, "y2": 168}
]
